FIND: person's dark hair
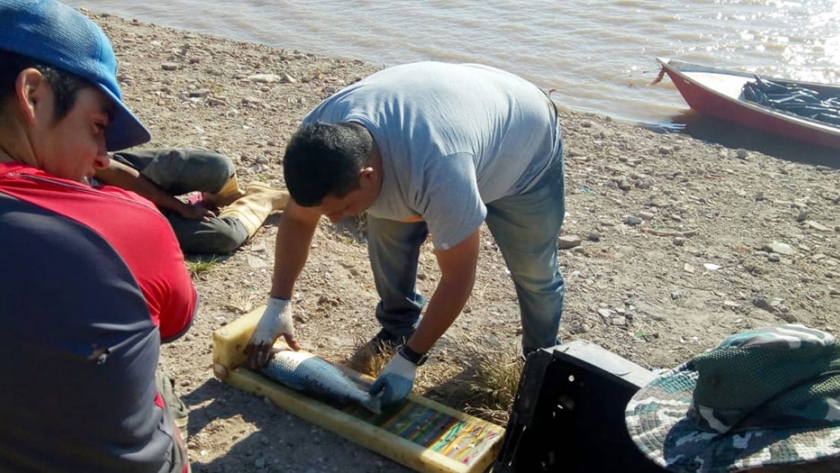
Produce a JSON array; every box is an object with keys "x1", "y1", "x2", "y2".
[
  {"x1": 0, "y1": 49, "x2": 89, "y2": 123},
  {"x1": 282, "y1": 122, "x2": 372, "y2": 207}
]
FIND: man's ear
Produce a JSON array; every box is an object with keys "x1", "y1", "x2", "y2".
[
  {"x1": 15, "y1": 68, "x2": 47, "y2": 126},
  {"x1": 359, "y1": 165, "x2": 377, "y2": 185}
]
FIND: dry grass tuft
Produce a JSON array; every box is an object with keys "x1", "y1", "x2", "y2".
[
  {"x1": 422, "y1": 342, "x2": 523, "y2": 425},
  {"x1": 344, "y1": 336, "x2": 396, "y2": 377},
  {"x1": 185, "y1": 255, "x2": 218, "y2": 277},
  {"x1": 458, "y1": 344, "x2": 523, "y2": 423},
  {"x1": 344, "y1": 336, "x2": 523, "y2": 425}
]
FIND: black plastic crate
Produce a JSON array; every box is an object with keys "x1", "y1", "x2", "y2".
[{"x1": 494, "y1": 340, "x2": 669, "y2": 472}]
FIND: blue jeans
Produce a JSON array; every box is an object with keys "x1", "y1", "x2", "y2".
[
  {"x1": 367, "y1": 148, "x2": 565, "y2": 355},
  {"x1": 112, "y1": 148, "x2": 247, "y2": 254},
  {"x1": 367, "y1": 216, "x2": 429, "y2": 338}
]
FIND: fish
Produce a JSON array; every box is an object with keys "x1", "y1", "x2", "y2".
[{"x1": 260, "y1": 350, "x2": 382, "y2": 414}]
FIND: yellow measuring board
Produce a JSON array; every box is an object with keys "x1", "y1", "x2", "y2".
[{"x1": 212, "y1": 307, "x2": 505, "y2": 473}]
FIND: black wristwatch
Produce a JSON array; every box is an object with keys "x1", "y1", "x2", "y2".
[{"x1": 399, "y1": 345, "x2": 429, "y2": 366}]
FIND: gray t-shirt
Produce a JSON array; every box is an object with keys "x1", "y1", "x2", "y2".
[{"x1": 302, "y1": 61, "x2": 562, "y2": 250}]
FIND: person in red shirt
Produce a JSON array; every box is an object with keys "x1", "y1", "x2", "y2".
[{"x1": 0, "y1": 1, "x2": 197, "y2": 471}]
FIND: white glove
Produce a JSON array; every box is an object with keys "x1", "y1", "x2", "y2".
[
  {"x1": 369, "y1": 349, "x2": 418, "y2": 405},
  {"x1": 245, "y1": 297, "x2": 300, "y2": 369}
]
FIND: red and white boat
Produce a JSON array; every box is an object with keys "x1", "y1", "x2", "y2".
[{"x1": 654, "y1": 58, "x2": 840, "y2": 149}]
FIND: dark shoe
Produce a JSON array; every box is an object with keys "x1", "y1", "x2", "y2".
[{"x1": 370, "y1": 328, "x2": 413, "y2": 355}]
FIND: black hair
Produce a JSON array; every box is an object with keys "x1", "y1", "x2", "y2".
[
  {"x1": 282, "y1": 122, "x2": 372, "y2": 207},
  {"x1": 0, "y1": 49, "x2": 89, "y2": 122}
]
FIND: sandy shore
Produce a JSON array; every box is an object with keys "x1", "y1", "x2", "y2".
[{"x1": 82, "y1": 10, "x2": 840, "y2": 472}]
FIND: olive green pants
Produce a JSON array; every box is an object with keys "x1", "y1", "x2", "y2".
[
  {"x1": 156, "y1": 371, "x2": 191, "y2": 473},
  {"x1": 112, "y1": 148, "x2": 248, "y2": 254}
]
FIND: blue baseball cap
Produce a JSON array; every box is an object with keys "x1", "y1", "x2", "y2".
[{"x1": 0, "y1": 0, "x2": 151, "y2": 151}]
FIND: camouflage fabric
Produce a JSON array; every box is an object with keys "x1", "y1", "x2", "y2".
[{"x1": 625, "y1": 324, "x2": 840, "y2": 472}]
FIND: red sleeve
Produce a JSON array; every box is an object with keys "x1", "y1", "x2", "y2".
[{"x1": 0, "y1": 164, "x2": 197, "y2": 339}]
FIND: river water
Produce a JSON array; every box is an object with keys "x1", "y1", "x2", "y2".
[{"x1": 65, "y1": 0, "x2": 840, "y2": 130}]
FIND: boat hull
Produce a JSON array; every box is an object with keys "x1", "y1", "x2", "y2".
[{"x1": 657, "y1": 58, "x2": 840, "y2": 150}]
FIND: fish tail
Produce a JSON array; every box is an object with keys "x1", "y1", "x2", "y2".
[{"x1": 360, "y1": 395, "x2": 382, "y2": 415}]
